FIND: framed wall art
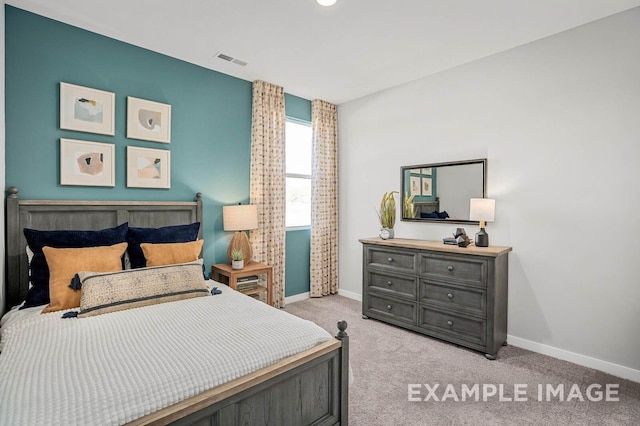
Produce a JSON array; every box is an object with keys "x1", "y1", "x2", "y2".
[
  {"x1": 60, "y1": 82, "x2": 115, "y2": 135},
  {"x1": 421, "y1": 177, "x2": 433, "y2": 197},
  {"x1": 60, "y1": 138, "x2": 115, "y2": 187},
  {"x1": 127, "y1": 97, "x2": 172, "y2": 143},
  {"x1": 127, "y1": 146, "x2": 171, "y2": 189},
  {"x1": 409, "y1": 176, "x2": 421, "y2": 196}
]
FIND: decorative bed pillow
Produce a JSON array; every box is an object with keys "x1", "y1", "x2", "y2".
[
  {"x1": 77, "y1": 261, "x2": 209, "y2": 318},
  {"x1": 41, "y1": 243, "x2": 128, "y2": 314},
  {"x1": 126, "y1": 222, "x2": 200, "y2": 269},
  {"x1": 23, "y1": 223, "x2": 128, "y2": 308},
  {"x1": 140, "y1": 240, "x2": 204, "y2": 267}
]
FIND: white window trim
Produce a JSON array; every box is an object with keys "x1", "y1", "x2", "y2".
[{"x1": 285, "y1": 118, "x2": 312, "y2": 229}]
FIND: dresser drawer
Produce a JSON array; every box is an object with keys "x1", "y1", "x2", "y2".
[
  {"x1": 365, "y1": 294, "x2": 416, "y2": 325},
  {"x1": 419, "y1": 280, "x2": 486, "y2": 317},
  {"x1": 419, "y1": 307, "x2": 486, "y2": 348},
  {"x1": 367, "y1": 246, "x2": 417, "y2": 274},
  {"x1": 366, "y1": 271, "x2": 417, "y2": 300},
  {"x1": 419, "y1": 253, "x2": 487, "y2": 287}
]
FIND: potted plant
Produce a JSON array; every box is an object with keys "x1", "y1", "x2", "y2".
[
  {"x1": 403, "y1": 191, "x2": 416, "y2": 219},
  {"x1": 231, "y1": 249, "x2": 244, "y2": 270},
  {"x1": 377, "y1": 191, "x2": 398, "y2": 239}
]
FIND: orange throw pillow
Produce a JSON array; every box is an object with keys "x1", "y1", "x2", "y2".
[
  {"x1": 140, "y1": 240, "x2": 204, "y2": 267},
  {"x1": 42, "y1": 242, "x2": 128, "y2": 313}
]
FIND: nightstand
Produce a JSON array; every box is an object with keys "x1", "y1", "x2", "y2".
[{"x1": 211, "y1": 261, "x2": 273, "y2": 306}]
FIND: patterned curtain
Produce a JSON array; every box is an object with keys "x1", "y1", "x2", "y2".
[
  {"x1": 250, "y1": 80, "x2": 286, "y2": 308},
  {"x1": 310, "y1": 100, "x2": 338, "y2": 297}
]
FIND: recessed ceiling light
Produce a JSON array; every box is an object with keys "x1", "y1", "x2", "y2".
[{"x1": 316, "y1": 0, "x2": 337, "y2": 6}]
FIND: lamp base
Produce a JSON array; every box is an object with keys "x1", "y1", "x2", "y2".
[
  {"x1": 475, "y1": 228, "x2": 489, "y2": 247},
  {"x1": 227, "y1": 231, "x2": 252, "y2": 263}
]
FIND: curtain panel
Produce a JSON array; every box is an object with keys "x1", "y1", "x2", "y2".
[
  {"x1": 310, "y1": 100, "x2": 338, "y2": 297},
  {"x1": 250, "y1": 80, "x2": 286, "y2": 308}
]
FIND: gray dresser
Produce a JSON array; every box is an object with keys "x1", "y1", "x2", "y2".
[{"x1": 360, "y1": 238, "x2": 512, "y2": 359}]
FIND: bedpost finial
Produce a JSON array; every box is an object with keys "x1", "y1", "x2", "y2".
[
  {"x1": 7, "y1": 186, "x2": 18, "y2": 198},
  {"x1": 336, "y1": 320, "x2": 348, "y2": 338},
  {"x1": 195, "y1": 192, "x2": 202, "y2": 201}
]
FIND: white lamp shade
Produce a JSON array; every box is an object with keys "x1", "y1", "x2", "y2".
[
  {"x1": 469, "y1": 198, "x2": 495, "y2": 222},
  {"x1": 223, "y1": 204, "x2": 258, "y2": 231},
  {"x1": 316, "y1": 0, "x2": 337, "y2": 6}
]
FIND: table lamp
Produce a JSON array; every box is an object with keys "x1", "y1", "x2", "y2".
[
  {"x1": 469, "y1": 198, "x2": 495, "y2": 247},
  {"x1": 223, "y1": 204, "x2": 258, "y2": 263}
]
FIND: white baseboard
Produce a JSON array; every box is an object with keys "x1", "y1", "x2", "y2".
[
  {"x1": 507, "y1": 335, "x2": 640, "y2": 383},
  {"x1": 337, "y1": 288, "x2": 362, "y2": 302},
  {"x1": 284, "y1": 292, "x2": 310, "y2": 304}
]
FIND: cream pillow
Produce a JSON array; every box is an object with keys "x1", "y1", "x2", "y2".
[{"x1": 77, "y1": 260, "x2": 209, "y2": 318}]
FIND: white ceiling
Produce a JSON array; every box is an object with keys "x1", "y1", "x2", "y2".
[{"x1": 7, "y1": 0, "x2": 640, "y2": 104}]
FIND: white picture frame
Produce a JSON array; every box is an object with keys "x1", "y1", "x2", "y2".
[
  {"x1": 421, "y1": 177, "x2": 433, "y2": 197},
  {"x1": 60, "y1": 138, "x2": 115, "y2": 187},
  {"x1": 127, "y1": 146, "x2": 171, "y2": 189},
  {"x1": 127, "y1": 97, "x2": 172, "y2": 143},
  {"x1": 60, "y1": 82, "x2": 115, "y2": 136},
  {"x1": 409, "y1": 176, "x2": 421, "y2": 196}
]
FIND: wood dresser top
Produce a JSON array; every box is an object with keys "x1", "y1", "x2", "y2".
[{"x1": 359, "y1": 237, "x2": 512, "y2": 257}]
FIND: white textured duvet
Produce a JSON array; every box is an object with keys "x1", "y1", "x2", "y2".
[{"x1": 0, "y1": 284, "x2": 332, "y2": 425}]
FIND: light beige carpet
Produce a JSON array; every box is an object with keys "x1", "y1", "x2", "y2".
[{"x1": 284, "y1": 295, "x2": 640, "y2": 426}]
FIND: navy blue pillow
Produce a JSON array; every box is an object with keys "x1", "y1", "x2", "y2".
[
  {"x1": 126, "y1": 222, "x2": 200, "y2": 269},
  {"x1": 420, "y1": 211, "x2": 439, "y2": 219},
  {"x1": 437, "y1": 211, "x2": 450, "y2": 219},
  {"x1": 23, "y1": 223, "x2": 129, "y2": 308}
]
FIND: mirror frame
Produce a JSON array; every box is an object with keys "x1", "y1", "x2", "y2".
[{"x1": 400, "y1": 158, "x2": 487, "y2": 225}]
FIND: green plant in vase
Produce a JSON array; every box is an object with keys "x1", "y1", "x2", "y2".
[
  {"x1": 231, "y1": 249, "x2": 244, "y2": 270},
  {"x1": 377, "y1": 191, "x2": 398, "y2": 239}
]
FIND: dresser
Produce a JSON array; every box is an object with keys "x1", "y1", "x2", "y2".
[{"x1": 360, "y1": 238, "x2": 512, "y2": 359}]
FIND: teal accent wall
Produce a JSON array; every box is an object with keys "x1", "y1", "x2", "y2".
[
  {"x1": 283, "y1": 93, "x2": 312, "y2": 297},
  {"x1": 284, "y1": 228, "x2": 311, "y2": 297},
  {"x1": 5, "y1": 6, "x2": 312, "y2": 295}
]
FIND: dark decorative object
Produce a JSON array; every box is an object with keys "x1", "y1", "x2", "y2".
[{"x1": 454, "y1": 228, "x2": 471, "y2": 247}]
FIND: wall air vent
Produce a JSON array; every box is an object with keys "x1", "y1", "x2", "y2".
[{"x1": 213, "y1": 51, "x2": 248, "y2": 66}]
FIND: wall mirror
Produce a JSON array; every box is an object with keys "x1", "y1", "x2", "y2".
[{"x1": 401, "y1": 158, "x2": 486, "y2": 224}]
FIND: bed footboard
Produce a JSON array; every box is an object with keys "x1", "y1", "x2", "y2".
[{"x1": 129, "y1": 321, "x2": 349, "y2": 426}]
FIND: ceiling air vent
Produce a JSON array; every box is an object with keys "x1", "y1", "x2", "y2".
[{"x1": 214, "y1": 51, "x2": 248, "y2": 66}]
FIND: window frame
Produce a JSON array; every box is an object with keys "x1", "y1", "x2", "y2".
[{"x1": 285, "y1": 117, "x2": 312, "y2": 230}]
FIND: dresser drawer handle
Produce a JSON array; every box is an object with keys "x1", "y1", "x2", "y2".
[
  {"x1": 447, "y1": 320, "x2": 453, "y2": 326},
  {"x1": 447, "y1": 293, "x2": 454, "y2": 299},
  {"x1": 387, "y1": 281, "x2": 393, "y2": 286},
  {"x1": 447, "y1": 265, "x2": 454, "y2": 272},
  {"x1": 386, "y1": 304, "x2": 392, "y2": 310},
  {"x1": 387, "y1": 257, "x2": 394, "y2": 262}
]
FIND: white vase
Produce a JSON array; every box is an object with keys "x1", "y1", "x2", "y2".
[{"x1": 232, "y1": 260, "x2": 244, "y2": 270}]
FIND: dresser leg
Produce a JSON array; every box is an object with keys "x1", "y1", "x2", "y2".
[
  {"x1": 485, "y1": 353, "x2": 497, "y2": 360},
  {"x1": 362, "y1": 314, "x2": 369, "y2": 319}
]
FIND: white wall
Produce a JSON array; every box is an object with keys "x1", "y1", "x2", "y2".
[
  {"x1": 339, "y1": 8, "x2": 640, "y2": 379},
  {"x1": 1, "y1": 1, "x2": 6, "y2": 316}
]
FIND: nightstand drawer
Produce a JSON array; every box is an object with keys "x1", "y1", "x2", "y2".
[
  {"x1": 365, "y1": 294, "x2": 416, "y2": 325},
  {"x1": 366, "y1": 271, "x2": 417, "y2": 300},
  {"x1": 367, "y1": 247, "x2": 416, "y2": 273},
  {"x1": 419, "y1": 280, "x2": 486, "y2": 317},
  {"x1": 419, "y1": 307, "x2": 486, "y2": 348},
  {"x1": 419, "y1": 253, "x2": 486, "y2": 286}
]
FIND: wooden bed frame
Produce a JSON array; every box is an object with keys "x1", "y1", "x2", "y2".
[{"x1": 4, "y1": 187, "x2": 349, "y2": 426}]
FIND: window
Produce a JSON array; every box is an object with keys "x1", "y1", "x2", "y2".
[{"x1": 285, "y1": 119, "x2": 312, "y2": 228}]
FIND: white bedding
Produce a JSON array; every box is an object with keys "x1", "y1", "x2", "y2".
[{"x1": 0, "y1": 283, "x2": 332, "y2": 425}]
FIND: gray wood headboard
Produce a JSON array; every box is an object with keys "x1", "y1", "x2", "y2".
[{"x1": 4, "y1": 187, "x2": 203, "y2": 311}]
